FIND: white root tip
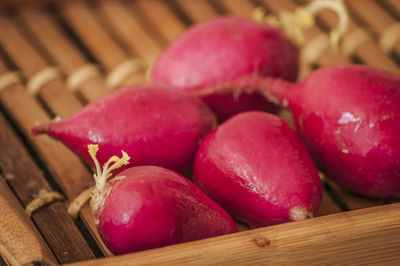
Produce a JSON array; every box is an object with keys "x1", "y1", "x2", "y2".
[{"x1": 289, "y1": 206, "x2": 314, "y2": 221}]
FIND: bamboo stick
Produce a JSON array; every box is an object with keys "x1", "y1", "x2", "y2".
[
  {"x1": 0, "y1": 14, "x2": 83, "y2": 119},
  {"x1": 68, "y1": 203, "x2": 400, "y2": 266},
  {"x1": 0, "y1": 74, "x2": 111, "y2": 257},
  {"x1": 347, "y1": 0, "x2": 400, "y2": 59},
  {"x1": 97, "y1": 0, "x2": 162, "y2": 67},
  {"x1": 18, "y1": 6, "x2": 108, "y2": 102},
  {"x1": 217, "y1": 0, "x2": 256, "y2": 18},
  {"x1": 132, "y1": 0, "x2": 186, "y2": 43},
  {"x1": 0, "y1": 14, "x2": 112, "y2": 256},
  {"x1": 0, "y1": 177, "x2": 57, "y2": 265},
  {"x1": 173, "y1": 0, "x2": 218, "y2": 22},
  {"x1": 381, "y1": 0, "x2": 400, "y2": 19},
  {"x1": 262, "y1": 0, "x2": 351, "y2": 79},
  {"x1": 296, "y1": 0, "x2": 400, "y2": 74},
  {"x1": 0, "y1": 109, "x2": 95, "y2": 263},
  {"x1": 60, "y1": 1, "x2": 144, "y2": 88}
]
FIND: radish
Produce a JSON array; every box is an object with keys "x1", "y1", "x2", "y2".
[
  {"x1": 207, "y1": 65, "x2": 400, "y2": 198},
  {"x1": 87, "y1": 144, "x2": 237, "y2": 254},
  {"x1": 32, "y1": 84, "x2": 215, "y2": 174},
  {"x1": 151, "y1": 16, "x2": 296, "y2": 121},
  {"x1": 193, "y1": 111, "x2": 322, "y2": 228},
  {"x1": 151, "y1": 1, "x2": 348, "y2": 122}
]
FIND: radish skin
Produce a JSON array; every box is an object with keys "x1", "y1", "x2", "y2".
[
  {"x1": 193, "y1": 111, "x2": 322, "y2": 228},
  {"x1": 214, "y1": 65, "x2": 400, "y2": 198},
  {"x1": 151, "y1": 16, "x2": 298, "y2": 121},
  {"x1": 32, "y1": 84, "x2": 215, "y2": 174},
  {"x1": 86, "y1": 145, "x2": 237, "y2": 254}
]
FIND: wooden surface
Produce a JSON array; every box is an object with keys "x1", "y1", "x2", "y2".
[
  {"x1": 69, "y1": 203, "x2": 400, "y2": 266},
  {"x1": 0, "y1": 0, "x2": 398, "y2": 264},
  {"x1": 0, "y1": 177, "x2": 57, "y2": 265}
]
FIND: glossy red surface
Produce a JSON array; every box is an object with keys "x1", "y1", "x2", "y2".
[
  {"x1": 289, "y1": 65, "x2": 400, "y2": 198},
  {"x1": 98, "y1": 166, "x2": 237, "y2": 254},
  {"x1": 151, "y1": 16, "x2": 298, "y2": 122},
  {"x1": 193, "y1": 111, "x2": 322, "y2": 227},
  {"x1": 35, "y1": 84, "x2": 215, "y2": 174}
]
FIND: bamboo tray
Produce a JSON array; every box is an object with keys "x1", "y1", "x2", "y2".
[{"x1": 0, "y1": 0, "x2": 399, "y2": 265}]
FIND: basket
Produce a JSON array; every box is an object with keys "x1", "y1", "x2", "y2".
[{"x1": 0, "y1": 0, "x2": 399, "y2": 265}]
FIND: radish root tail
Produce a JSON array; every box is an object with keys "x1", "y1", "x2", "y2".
[{"x1": 253, "y1": 0, "x2": 349, "y2": 48}]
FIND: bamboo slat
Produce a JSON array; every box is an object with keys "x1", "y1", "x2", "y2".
[
  {"x1": 297, "y1": 0, "x2": 400, "y2": 75},
  {"x1": 262, "y1": 0, "x2": 351, "y2": 80},
  {"x1": 0, "y1": 109, "x2": 94, "y2": 263},
  {"x1": 97, "y1": 0, "x2": 162, "y2": 67},
  {"x1": 132, "y1": 0, "x2": 186, "y2": 43},
  {"x1": 0, "y1": 176, "x2": 57, "y2": 265},
  {"x1": 0, "y1": 1, "x2": 399, "y2": 264},
  {"x1": 18, "y1": 6, "x2": 108, "y2": 102},
  {"x1": 69, "y1": 202, "x2": 400, "y2": 266},
  {"x1": 0, "y1": 77, "x2": 110, "y2": 256},
  {"x1": 0, "y1": 14, "x2": 83, "y2": 119},
  {"x1": 217, "y1": 0, "x2": 256, "y2": 18},
  {"x1": 347, "y1": 0, "x2": 400, "y2": 58},
  {"x1": 60, "y1": 1, "x2": 144, "y2": 88},
  {"x1": 0, "y1": 30, "x2": 111, "y2": 255},
  {"x1": 381, "y1": 0, "x2": 400, "y2": 19},
  {"x1": 173, "y1": 0, "x2": 218, "y2": 23}
]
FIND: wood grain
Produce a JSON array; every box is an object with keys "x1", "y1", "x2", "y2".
[
  {"x1": 347, "y1": 0, "x2": 400, "y2": 58},
  {"x1": 0, "y1": 77, "x2": 110, "y2": 256},
  {"x1": 60, "y1": 1, "x2": 145, "y2": 87},
  {"x1": 0, "y1": 177, "x2": 57, "y2": 265},
  {"x1": 296, "y1": 0, "x2": 400, "y2": 74},
  {"x1": 0, "y1": 110, "x2": 95, "y2": 263},
  {"x1": 132, "y1": 0, "x2": 186, "y2": 43},
  {"x1": 18, "y1": 6, "x2": 108, "y2": 102},
  {"x1": 68, "y1": 202, "x2": 400, "y2": 265},
  {"x1": 98, "y1": 0, "x2": 162, "y2": 67},
  {"x1": 173, "y1": 0, "x2": 218, "y2": 23}
]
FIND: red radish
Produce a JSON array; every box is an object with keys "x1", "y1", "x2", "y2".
[
  {"x1": 86, "y1": 145, "x2": 237, "y2": 254},
  {"x1": 151, "y1": 16, "x2": 298, "y2": 121},
  {"x1": 208, "y1": 65, "x2": 400, "y2": 198},
  {"x1": 193, "y1": 111, "x2": 322, "y2": 228},
  {"x1": 151, "y1": 0, "x2": 349, "y2": 122},
  {"x1": 32, "y1": 84, "x2": 215, "y2": 174}
]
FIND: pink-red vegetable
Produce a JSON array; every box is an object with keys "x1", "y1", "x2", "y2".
[
  {"x1": 87, "y1": 145, "x2": 237, "y2": 254},
  {"x1": 151, "y1": 16, "x2": 298, "y2": 121},
  {"x1": 213, "y1": 65, "x2": 400, "y2": 198},
  {"x1": 193, "y1": 111, "x2": 322, "y2": 228},
  {"x1": 32, "y1": 84, "x2": 215, "y2": 174}
]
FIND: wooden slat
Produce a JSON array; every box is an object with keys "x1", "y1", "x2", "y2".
[
  {"x1": 0, "y1": 110, "x2": 95, "y2": 263},
  {"x1": 97, "y1": 0, "x2": 162, "y2": 67},
  {"x1": 0, "y1": 177, "x2": 57, "y2": 265},
  {"x1": 132, "y1": 0, "x2": 186, "y2": 43},
  {"x1": 0, "y1": 14, "x2": 83, "y2": 119},
  {"x1": 60, "y1": 1, "x2": 144, "y2": 87},
  {"x1": 326, "y1": 180, "x2": 387, "y2": 211},
  {"x1": 381, "y1": 0, "x2": 400, "y2": 19},
  {"x1": 173, "y1": 0, "x2": 218, "y2": 23},
  {"x1": 263, "y1": 0, "x2": 351, "y2": 79},
  {"x1": 18, "y1": 6, "x2": 108, "y2": 102},
  {"x1": 0, "y1": 68, "x2": 110, "y2": 256},
  {"x1": 297, "y1": 0, "x2": 400, "y2": 74},
  {"x1": 69, "y1": 203, "x2": 400, "y2": 266},
  {"x1": 217, "y1": 0, "x2": 255, "y2": 18},
  {"x1": 347, "y1": 0, "x2": 400, "y2": 58}
]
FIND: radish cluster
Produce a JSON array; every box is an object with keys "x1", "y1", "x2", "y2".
[{"x1": 31, "y1": 5, "x2": 400, "y2": 256}]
